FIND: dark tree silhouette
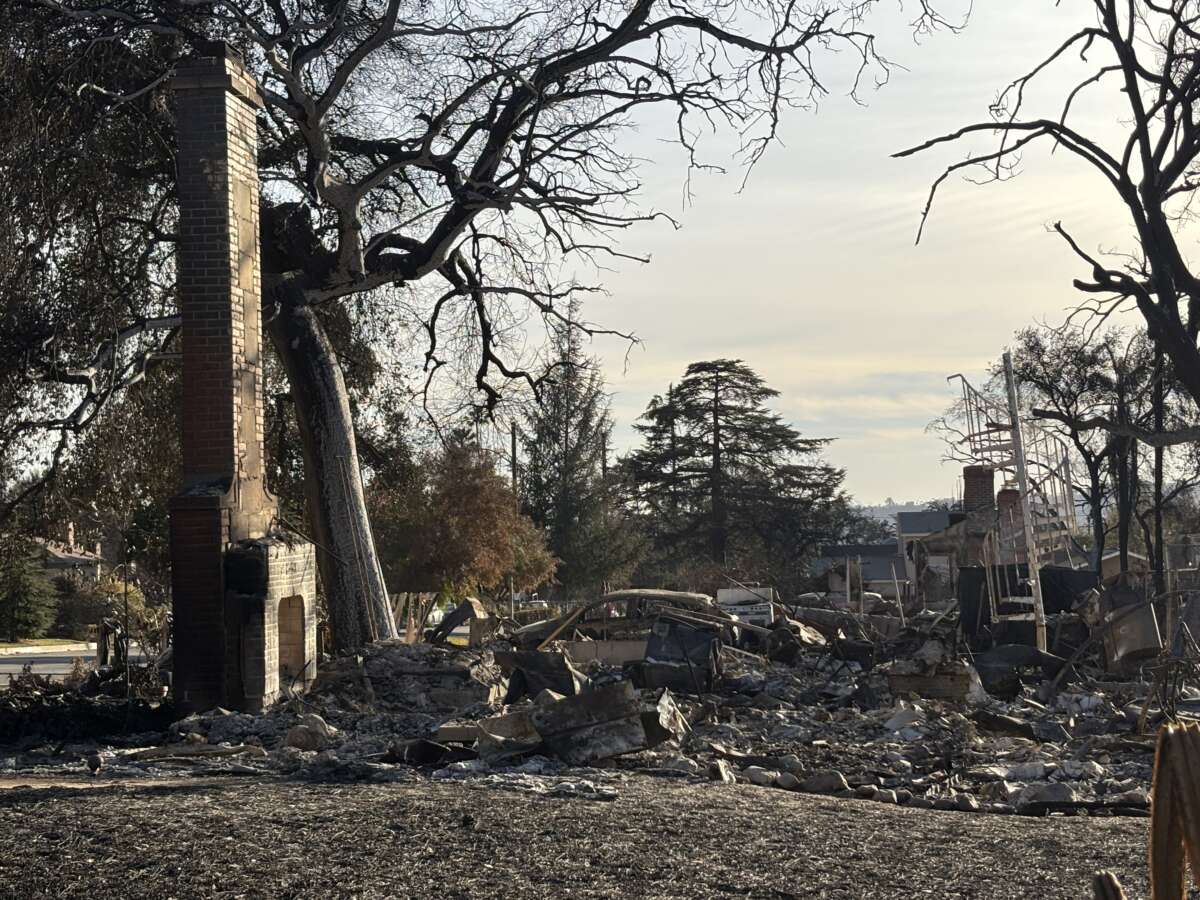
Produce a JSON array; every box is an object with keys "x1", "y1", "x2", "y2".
[
  {"x1": 899, "y1": 2, "x2": 1200, "y2": 444},
  {"x1": 627, "y1": 359, "x2": 846, "y2": 589}
]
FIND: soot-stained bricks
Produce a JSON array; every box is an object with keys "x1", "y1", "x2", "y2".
[{"x1": 169, "y1": 42, "x2": 317, "y2": 713}]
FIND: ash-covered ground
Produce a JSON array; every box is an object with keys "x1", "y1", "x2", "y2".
[{"x1": 0, "y1": 775, "x2": 1149, "y2": 899}]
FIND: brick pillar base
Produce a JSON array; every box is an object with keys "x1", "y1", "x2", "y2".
[
  {"x1": 226, "y1": 536, "x2": 318, "y2": 711},
  {"x1": 169, "y1": 493, "x2": 236, "y2": 712}
]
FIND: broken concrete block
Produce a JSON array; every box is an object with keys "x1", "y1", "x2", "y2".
[
  {"x1": 772, "y1": 753, "x2": 803, "y2": 773},
  {"x1": 1006, "y1": 761, "x2": 1052, "y2": 781},
  {"x1": 745, "y1": 765, "x2": 777, "y2": 787},
  {"x1": 435, "y1": 722, "x2": 483, "y2": 743},
  {"x1": 283, "y1": 724, "x2": 330, "y2": 751},
  {"x1": 882, "y1": 706, "x2": 925, "y2": 732},
  {"x1": 801, "y1": 770, "x2": 849, "y2": 794},
  {"x1": 775, "y1": 772, "x2": 800, "y2": 791},
  {"x1": 1017, "y1": 781, "x2": 1077, "y2": 807},
  {"x1": 1109, "y1": 788, "x2": 1149, "y2": 806},
  {"x1": 475, "y1": 709, "x2": 542, "y2": 764},
  {"x1": 661, "y1": 754, "x2": 700, "y2": 775},
  {"x1": 528, "y1": 680, "x2": 647, "y2": 766},
  {"x1": 298, "y1": 713, "x2": 336, "y2": 739},
  {"x1": 979, "y1": 780, "x2": 1018, "y2": 803},
  {"x1": 954, "y1": 793, "x2": 980, "y2": 812},
  {"x1": 1058, "y1": 759, "x2": 1105, "y2": 780}
]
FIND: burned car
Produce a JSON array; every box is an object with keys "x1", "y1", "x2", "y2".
[
  {"x1": 509, "y1": 589, "x2": 740, "y2": 693},
  {"x1": 511, "y1": 589, "x2": 737, "y2": 649}
]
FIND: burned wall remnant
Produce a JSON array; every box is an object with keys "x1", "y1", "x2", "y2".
[{"x1": 169, "y1": 42, "x2": 317, "y2": 713}]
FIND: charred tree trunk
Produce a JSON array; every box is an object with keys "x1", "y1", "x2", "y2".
[
  {"x1": 1086, "y1": 458, "x2": 1106, "y2": 577},
  {"x1": 710, "y1": 372, "x2": 726, "y2": 566},
  {"x1": 1113, "y1": 435, "x2": 1132, "y2": 576},
  {"x1": 1153, "y1": 348, "x2": 1166, "y2": 596},
  {"x1": 266, "y1": 287, "x2": 396, "y2": 651}
]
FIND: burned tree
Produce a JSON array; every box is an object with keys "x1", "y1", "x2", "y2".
[
  {"x1": 6, "y1": 1, "x2": 955, "y2": 648},
  {"x1": 898, "y1": 1, "x2": 1200, "y2": 438}
]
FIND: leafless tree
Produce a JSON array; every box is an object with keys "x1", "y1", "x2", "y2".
[
  {"x1": 8, "y1": 0, "x2": 957, "y2": 649},
  {"x1": 898, "y1": 1, "x2": 1200, "y2": 444}
]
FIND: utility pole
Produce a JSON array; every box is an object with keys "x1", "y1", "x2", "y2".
[
  {"x1": 510, "y1": 420, "x2": 518, "y2": 618},
  {"x1": 511, "y1": 421, "x2": 518, "y2": 495},
  {"x1": 1004, "y1": 351, "x2": 1047, "y2": 652}
]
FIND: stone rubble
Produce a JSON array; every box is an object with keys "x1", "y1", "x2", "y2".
[{"x1": 0, "y1": 627, "x2": 1168, "y2": 817}]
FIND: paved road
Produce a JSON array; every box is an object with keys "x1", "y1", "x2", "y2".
[{"x1": 0, "y1": 647, "x2": 142, "y2": 684}]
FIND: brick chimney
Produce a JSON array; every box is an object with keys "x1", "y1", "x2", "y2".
[
  {"x1": 962, "y1": 466, "x2": 995, "y2": 516},
  {"x1": 169, "y1": 43, "x2": 315, "y2": 713},
  {"x1": 172, "y1": 41, "x2": 271, "y2": 538}
]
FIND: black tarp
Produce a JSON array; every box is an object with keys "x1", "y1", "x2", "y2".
[
  {"x1": 958, "y1": 565, "x2": 1028, "y2": 649},
  {"x1": 1040, "y1": 566, "x2": 1099, "y2": 614},
  {"x1": 958, "y1": 564, "x2": 1098, "y2": 649}
]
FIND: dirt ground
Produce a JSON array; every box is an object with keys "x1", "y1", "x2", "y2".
[{"x1": 0, "y1": 773, "x2": 1150, "y2": 899}]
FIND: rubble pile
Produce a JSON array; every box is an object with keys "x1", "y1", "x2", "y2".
[
  {"x1": 0, "y1": 587, "x2": 1186, "y2": 816},
  {"x1": 0, "y1": 669, "x2": 171, "y2": 743}
]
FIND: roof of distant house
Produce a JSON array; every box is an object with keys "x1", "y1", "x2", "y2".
[
  {"x1": 1100, "y1": 549, "x2": 1149, "y2": 562},
  {"x1": 896, "y1": 510, "x2": 953, "y2": 535},
  {"x1": 820, "y1": 543, "x2": 898, "y2": 558},
  {"x1": 815, "y1": 544, "x2": 907, "y2": 583},
  {"x1": 34, "y1": 538, "x2": 104, "y2": 570}
]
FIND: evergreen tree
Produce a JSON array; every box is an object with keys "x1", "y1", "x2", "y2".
[
  {"x1": 521, "y1": 313, "x2": 642, "y2": 601},
  {"x1": 626, "y1": 359, "x2": 847, "y2": 592},
  {"x1": 0, "y1": 535, "x2": 56, "y2": 643}
]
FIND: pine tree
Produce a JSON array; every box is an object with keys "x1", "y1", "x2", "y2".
[
  {"x1": 626, "y1": 359, "x2": 847, "y2": 592},
  {"x1": 521, "y1": 310, "x2": 642, "y2": 601},
  {"x1": 0, "y1": 535, "x2": 56, "y2": 643}
]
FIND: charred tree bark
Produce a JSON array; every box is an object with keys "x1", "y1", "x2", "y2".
[
  {"x1": 710, "y1": 371, "x2": 726, "y2": 566},
  {"x1": 1153, "y1": 348, "x2": 1166, "y2": 596},
  {"x1": 1086, "y1": 459, "x2": 1107, "y2": 577},
  {"x1": 265, "y1": 285, "x2": 396, "y2": 651}
]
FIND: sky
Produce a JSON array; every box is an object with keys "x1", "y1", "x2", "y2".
[{"x1": 579, "y1": 1, "x2": 1138, "y2": 505}]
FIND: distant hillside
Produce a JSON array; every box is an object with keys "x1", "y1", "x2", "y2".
[{"x1": 857, "y1": 499, "x2": 952, "y2": 522}]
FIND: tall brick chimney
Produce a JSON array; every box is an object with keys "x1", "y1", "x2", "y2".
[
  {"x1": 172, "y1": 42, "x2": 271, "y2": 536},
  {"x1": 962, "y1": 465, "x2": 995, "y2": 516},
  {"x1": 169, "y1": 43, "x2": 316, "y2": 713}
]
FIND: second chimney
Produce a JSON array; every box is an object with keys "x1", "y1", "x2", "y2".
[{"x1": 963, "y1": 465, "x2": 996, "y2": 516}]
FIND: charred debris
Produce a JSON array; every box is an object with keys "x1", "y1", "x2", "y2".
[{"x1": 2, "y1": 576, "x2": 1193, "y2": 815}]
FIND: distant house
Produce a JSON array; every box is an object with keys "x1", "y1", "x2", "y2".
[
  {"x1": 1099, "y1": 549, "x2": 1150, "y2": 581},
  {"x1": 895, "y1": 509, "x2": 957, "y2": 584},
  {"x1": 895, "y1": 510, "x2": 954, "y2": 545},
  {"x1": 815, "y1": 543, "x2": 908, "y2": 600},
  {"x1": 34, "y1": 523, "x2": 105, "y2": 584}
]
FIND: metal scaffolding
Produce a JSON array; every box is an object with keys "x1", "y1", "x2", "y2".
[{"x1": 947, "y1": 352, "x2": 1079, "y2": 651}]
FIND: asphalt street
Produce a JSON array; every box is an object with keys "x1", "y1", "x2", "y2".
[{"x1": 0, "y1": 646, "x2": 142, "y2": 685}]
